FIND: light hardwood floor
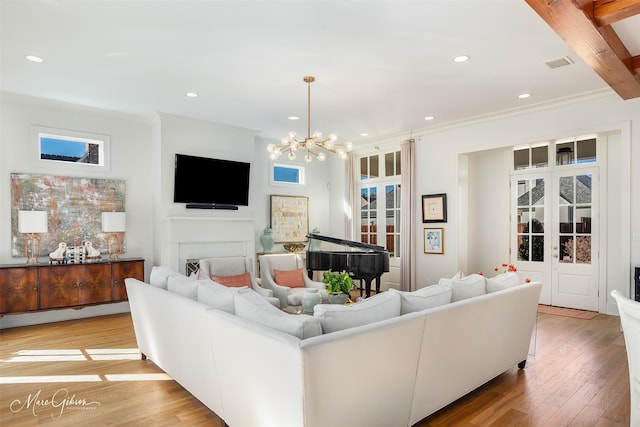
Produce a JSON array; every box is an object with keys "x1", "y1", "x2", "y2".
[{"x1": 0, "y1": 311, "x2": 630, "y2": 426}]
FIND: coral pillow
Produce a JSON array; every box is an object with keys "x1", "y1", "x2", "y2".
[
  {"x1": 274, "y1": 268, "x2": 305, "y2": 288},
  {"x1": 211, "y1": 272, "x2": 251, "y2": 288}
]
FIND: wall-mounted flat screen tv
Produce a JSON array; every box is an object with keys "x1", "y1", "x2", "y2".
[{"x1": 173, "y1": 154, "x2": 250, "y2": 207}]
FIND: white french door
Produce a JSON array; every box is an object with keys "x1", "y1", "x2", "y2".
[{"x1": 511, "y1": 166, "x2": 599, "y2": 310}]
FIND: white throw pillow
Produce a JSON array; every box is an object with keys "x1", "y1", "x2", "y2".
[
  {"x1": 149, "y1": 266, "x2": 180, "y2": 289},
  {"x1": 313, "y1": 291, "x2": 401, "y2": 333},
  {"x1": 234, "y1": 288, "x2": 322, "y2": 339},
  {"x1": 486, "y1": 272, "x2": 520, "y2": 293},
  {"x1": 451, "y1": 274, "x2": 486, "y2": 302},
  {"x1": 167, "y1": 274, "x2": 198, "y2": 299},
  {"x1": 392, "y1": 283, "x2": 452, "y2": 315},
  {"x1": 197, "y1": 280, "x2": 239, "y2": 313}
]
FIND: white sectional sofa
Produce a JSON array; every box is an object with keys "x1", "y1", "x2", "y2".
[{"x1": 125, "y1": 271, "x2": 541, "y2": 427}]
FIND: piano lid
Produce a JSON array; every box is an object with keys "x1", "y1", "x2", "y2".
[{"x1": 307, "y1": 234, "x2": 387, "y2": 252}]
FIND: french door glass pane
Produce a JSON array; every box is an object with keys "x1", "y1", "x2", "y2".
[
  {"x1": 517, "y1": 180, "x2": 529, "y2": 206},
  {"x1": 576, "y1": 206, "x2": 592, "y2": 234},
  {"x1": 576, "y1": 174, "x2": 592, "y2": 203},
  {"x1": 531, "y1": 236, "x2": 545, "y2": 262},
  {"x1": 559, "y1": 176, "x2": 574, "y2": 203},
  {"x1": 518, "y1": 235, "x2": 530, "y2": 261}
]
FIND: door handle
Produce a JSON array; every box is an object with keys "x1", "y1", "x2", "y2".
[
  {"x1": 553, "y1": 246, "x2": 558, "y2": 250},
  {"x1": 552, "y1": 254, "x2": 559, "y2": 258}
]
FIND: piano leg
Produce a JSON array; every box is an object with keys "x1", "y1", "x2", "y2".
[{"x1": 364, "y1": 278, "x2": 372, "y2": 298}]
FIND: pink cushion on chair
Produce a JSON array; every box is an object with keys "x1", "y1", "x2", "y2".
[
  {"x1": 274, "y1": 268, "x2": 305, "y2": 288},
  {"x1": 210, "y1": 272, "x2": 251, "y2": 288}
]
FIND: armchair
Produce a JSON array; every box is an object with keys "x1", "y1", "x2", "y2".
[
  {"x1": 611, "y1": 290, "x2": 639, "y2": 426},
  {"x1": 198, "y1": 256, "x2": 280, "y2": 308},
  {"x1": 259, "y1": 253, "x2": 328, "y2": 308}
]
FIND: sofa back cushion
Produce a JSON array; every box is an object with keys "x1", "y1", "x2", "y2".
[
  {"x1": 274, "y1": 268, "x2": 305, "y2": 288},
  {"x1": 211, "y1": 272, "x2": 252, "y2": 288},
  {"x1": 392, "y1": 283, "x2": 452, "y2": 315},
  {"x1": 167, "y1": 274, "x2": 198, "y2": 299},
  {"x1": 150, "y1": 266, "x2": 180, "y2": 289},
  {"x1": 449, "y1": 274, "x2": 486, "y2": 302},
  {"x1": 313, "y1": 291, "x2": 401, "y2": 333},
  {"x1": 197, "y1": 280, "x2": 238, "y2": 313},
  {"x1": 486, "y1": 272, "x2": 520, "y2": 293},
  {"x1": 234, "y1": 288, "x2": 322, "y2": 339}
]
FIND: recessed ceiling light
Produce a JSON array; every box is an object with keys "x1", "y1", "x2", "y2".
[
  {"x1": 453, "y1": 55, "x2": 470, "y2": 63},
  {"x1": 360, "y1": 133, "x2": 369, "y2": 137},
  {"x1": 424, "y1": 116, "x2": 434, "y2": 121},
  {"x1": 518, "y1": 93, "x2": 531, "y2": 99},
  {"x1": 185, "y1": 92, "x2": 198, "y2": 98},
  {"x1": 25, "y1": 55, "x2": 44, "y2": 63},
  {"x1": 288, "y1": 116, "x2": 299, "y2": 121}
]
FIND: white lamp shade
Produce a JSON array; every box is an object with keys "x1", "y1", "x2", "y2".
[
  {"x1": 18, "y1": 210, "x2": 48, "y2": 233},
  {"x1": 102, "y1": 212, "x2": 126, "y2": 232}
]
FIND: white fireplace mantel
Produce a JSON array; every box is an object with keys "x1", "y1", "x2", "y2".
[{"x1": 161, "y1": 217, "x2": 255, "y2": 274}]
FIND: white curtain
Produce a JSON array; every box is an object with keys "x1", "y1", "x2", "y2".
[
  {"x1": 400, "y1": 139, "x2": 416, "y2": 291},
  {"x1": 344, "y1": 152, "x2": 358, "y2": 241}
]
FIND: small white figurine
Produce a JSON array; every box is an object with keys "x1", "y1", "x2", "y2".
[
  {"x1": 84, "y1": 241, "x2": 101, "y2": 259},
  {"x1": 49, "y1": 242, "x2": 67, "y2": 263}
]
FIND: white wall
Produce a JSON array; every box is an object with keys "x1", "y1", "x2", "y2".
[
  {"x1": 409, "y1": 91, "x2": 639, "y2": 314},
  {"x1": 0, "y1": 96, "x2": 334, "y2": 327},
  {"x1": 0, "y1": 93, "x2": 155, "y2": 327}
]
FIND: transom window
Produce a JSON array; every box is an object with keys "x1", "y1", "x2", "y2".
[
  {"x1": 271, "y1": 163, "x2": 305, "y2": 185},
  {"x1": 513, "y1": 135, "x2": 597, "y2": 171},
  {"x1": 31, "y1": 126, "x2": 110, "y2": 172}
]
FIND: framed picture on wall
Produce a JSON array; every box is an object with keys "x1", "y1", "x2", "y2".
[
  {"x1": 422, "y1": 193, "x2": 447, "y2": 223},
  {"x1": 424, "y1": 228, "x2": 444, "y2": 254},
  {"x1": 270, "y1": 195, "x2": 309, "y2": 243}
]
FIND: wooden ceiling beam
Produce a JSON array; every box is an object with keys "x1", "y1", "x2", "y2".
[
  {"x1": 593, "y1": 0, "x2": 640, "y2": 26},
  {"x1": 525, "y1": 0, "x2": 640, "y2": 100}
]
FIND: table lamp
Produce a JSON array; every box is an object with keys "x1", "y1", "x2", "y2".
[
  {"x1": 102, "y1": 212, "x2": 126, "y2": 259},
  {"x1": 18, "y1": 210, "x2": 48, "y2": 264}
]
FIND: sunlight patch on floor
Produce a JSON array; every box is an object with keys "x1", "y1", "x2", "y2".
[
  {"x1": 1, "y1": 348, "x2": 141, "y2": 362},
  {"x1": 1, "y1": 375, "x2": 102, "y2": 383},
  {"x1": 104, "y1": 373, "x2": 173, "y2": 381}
]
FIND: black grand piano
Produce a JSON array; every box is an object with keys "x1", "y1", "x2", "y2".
[{"x1": 306, "y1": 234, "x2": 390, "y2": 297}]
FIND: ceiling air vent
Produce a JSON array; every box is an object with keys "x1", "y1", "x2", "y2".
[{"x1": 544, "y1": 56, "x2": 574, "y2": 69}]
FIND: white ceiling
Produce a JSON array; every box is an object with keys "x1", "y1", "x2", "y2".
[{"x1": 2, "y1": 0, "x2": 639, "y2": 145}]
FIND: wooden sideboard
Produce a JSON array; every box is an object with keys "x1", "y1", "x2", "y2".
[{"x1": 0, "y1": 258, "x2": 144, "y2": 315}]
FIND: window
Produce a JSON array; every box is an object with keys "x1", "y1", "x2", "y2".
[
  {"x1": 359, "y1": 151, "x2": 401, "y2": 257},
  {"x1": 555, "y1": 135, "x2": 597, "y2": 166},
  {"x1": 513, "y1": 143, "x2": 548, "y2": 170},
  {"x1": 514, "y1": 136, "x2": 597, "y2": 171},
  {"x1": 271, "y1": 163, "x2": 305, "y2": 185},
  {"x1": 31, "y1": 126, "x2": 110, "y2": 172}
]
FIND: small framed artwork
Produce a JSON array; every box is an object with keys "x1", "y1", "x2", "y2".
[
  {"x1": 424, "y1": 228, "x2": 444, "y2": 254},
  {"x1": 422, "y1": 193, "x2": 447, "y2": 223}
]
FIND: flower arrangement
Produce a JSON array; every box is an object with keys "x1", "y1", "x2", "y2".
[
  {"x1": 478, "y1": 262, "x2": 530, "y2": 283},
  {"x1": 494, "y1": 263, "x2": 517, "y2": 273}
]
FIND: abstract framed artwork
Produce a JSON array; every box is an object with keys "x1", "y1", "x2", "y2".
[
  {"x1": 10, "y1": 173, "x2": 126, "y2": 257},
  {"x1": 424, "y1": 228, "x2": 444, "y2": 254},
  {"x1": 270, "y1": 195, "x2": 309, "y2": 243},
  {"x1": 422, "y1": 193, "x2": 447, "y2": 223}
]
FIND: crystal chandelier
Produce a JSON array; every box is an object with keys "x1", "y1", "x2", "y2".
[{"x1": 268, "y1": 76, "x2": 352, "y2": 163}]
